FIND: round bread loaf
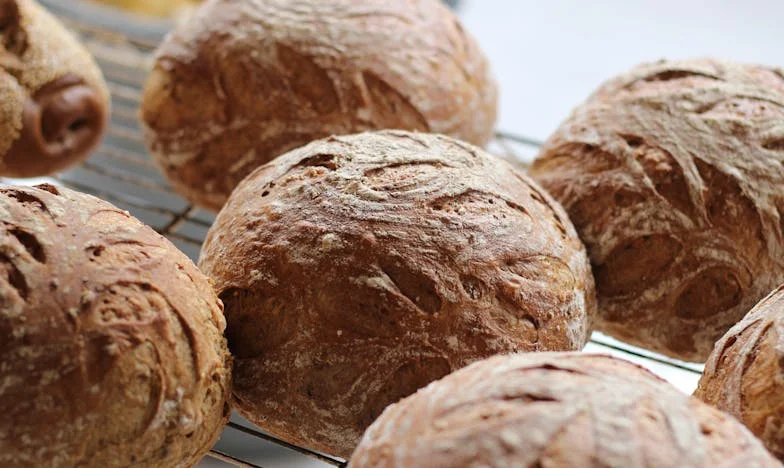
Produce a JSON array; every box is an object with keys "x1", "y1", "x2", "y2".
[
  {"x1": 0, "y1": 184, "x2": 231, "y2": 467},
  {"x1": 529, "y1": 58, "x2": 784, "y2": 362},
  {"x1": 199, "y1": 130, "x2": 596, "y2": 458},
  {"x1": 696, "y1": 285, "x2": 784, "y2": 460},
  {"x1": 0, "y1": 0, "x2": 109, "y2": 177},
  {"x1": 350, "y1": 352, "x2": 780, "y2": 468},
  {"x1": 141, "y1": 0, "x2": 498, "y2": 211}
]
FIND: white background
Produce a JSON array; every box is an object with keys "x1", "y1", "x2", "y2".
[{"x1": 461, "y1": 0, "x2": 784, "y2": 141}]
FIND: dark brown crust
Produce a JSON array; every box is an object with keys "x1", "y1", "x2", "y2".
[
  {"x1": 199, "y1": 130, "x2": 596, "y2": 458},
  {"x1": 696, "y1": 285, "x2": 784, "y2": 461},
  {"x1": 530, "y1": 58, "x2": 784, "y2": 361},
  {"x1": 0, "y1": 184, "x2": 231, "y2": 467},
  {"x1": 4, "y1": 74, "x2": 108, "y2": 177},
  {"x1": 350, "y1": 352, "x2": 780, "y2": 468},
  {"x1": 141, "y1": 0, "x2": 498, "y2": 211},
  {"x1": 0, "y1": 0, "x2": 109, "y2": 177}
]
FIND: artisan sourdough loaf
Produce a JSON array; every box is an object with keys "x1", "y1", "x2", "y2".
[
  {"x1": 696, "y1": 285, "x2": 784, "y2": 461},
  {"x1": 350, "y1": 352, "x2": 780, "y2": 467},
  {"x1": 530, "y1": 58, "x2": 784, "y2": 361},
  {"x1": 199, "y1": 130, "x2": 595, "y2": 457},
  {"x1": 141, "y1": 0, "x2": 498, "y2": 210},
  {"x1": 0, "y1": 0, "x2": 109, "y2": 177},
  {"x1": 0, "y1": 184, "x2": 231, "y2": 467}
]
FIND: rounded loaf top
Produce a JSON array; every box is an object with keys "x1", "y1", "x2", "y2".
[
  {"x1": 0, "y1": 184, "x2": 231, "y2": 468},
  {"x1": 696, "y1": 284, "x2": 784, "y2": 461},
  {"x1": 0, "y1": 0, "x2": 109, "y2": 177},
  {"x1": 199, "y1": 130, "x2": 595, "y2": 457},
  {"x1": 141, "y1": 0, "x2": 499, "y2": 210},
  {"x1": 530, "y1": 58, "x2": 784, "y2": 361},
  {"x1": 350, "y1": 352, "x2": 781, "y2": 468}
]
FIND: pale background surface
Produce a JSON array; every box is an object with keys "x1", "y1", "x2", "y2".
[{"x1": 463, "y1": 0, "x2": 784, "y2": 142}]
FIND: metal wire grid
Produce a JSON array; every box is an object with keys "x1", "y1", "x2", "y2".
[{"x1": 5, "y1": 3, "x2": 704, "y2": 467}]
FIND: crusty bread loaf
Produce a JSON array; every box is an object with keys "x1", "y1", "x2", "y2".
[
  {"x1": 199, "y1": 130, "x2": 595, "y2": 458},
  {"x1": 350, "y1": 352, "x2": 780, "y2": 468},
  {"x1": 530, "y1": 58, "x2": 784, "y2": 362},
  {"x1": 0, "y1": 184, "x2": 231, "y2": 467},
  {"x1": 141, "y1": 0, "x2": 498, "y2": 211},
  {"x1": 0, "y1": 0, "x2": 109, "y2": 177},
  {"x1": 696, "y1": 285, "x2": 784, "y2": 461}
]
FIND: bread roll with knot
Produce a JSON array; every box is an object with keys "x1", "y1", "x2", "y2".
[
  {"x1": 0, "y1": 184, "x2": 231, "y2": 467},
  {"x1": 199, "y1": 130, "x2": 595, "y2": 458},
  {"x1": 141, "y1": 0, "x2": 498, "y2": 211},
  {"x1": 350, "y1": 352, "x2": 780, "y2": 467},
  {"x1": 0, "y1": 0, "x2": 109, "y2": 177},
  {"x1": 530, "y1": 58, "x2": 784, "y2": 362},
  {"x1": 696, "y1": 284, "x2": 784, "y2": 461}
]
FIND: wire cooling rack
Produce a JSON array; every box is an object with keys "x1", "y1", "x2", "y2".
[{"x1": 5, "y1": 2, "x2": 706, "y2": 467}]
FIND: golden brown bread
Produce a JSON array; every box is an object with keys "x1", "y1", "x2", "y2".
[
  {"x1": 141, "y1": 0, "x2": 498, "y2": 211},
  {"x1": 529, "y1": 58, "x2": 784, "y2": 362},
  {"x1": 350, "y1": 352, "x2": 780, "y2": 468},
  {"x1": 199, "y1": 130, "x2": 596, "y2": 458},
  {"x1": 89, "y1": 0, "x2": 199, "y2": 17},
  {"x1": 0, "y1": 0, "x2": 109, "y2": 177},
  {"x1": 0, "y1": 184, "x2": 231, "y2": 467},
  {"x1": 696, "y1": 285, "x2": 784, "y2": 461}
]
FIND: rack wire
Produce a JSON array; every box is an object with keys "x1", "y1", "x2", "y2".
[{"x1": 5, "y1": 2, "x2": 705, "y2": 467}]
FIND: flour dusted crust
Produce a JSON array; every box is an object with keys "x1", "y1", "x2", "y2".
[
  {"x1": 0, "y1": 185, "x2": 231, "y2": 467},
  {"x1": 350, "y1": 352, "x2": 780, "y2": 468},
  {"x1": 199, "y1": 130, "x2": 595, "y2": 458},
  {"x1": 0, "y1": 0, "x2": 109, "y2": 176},
  {"x1": 141, "y1": 0, "x2": 498, "y2": 211},
  {"x1": 696, "y1": 285, "x2": 784, "y2": 461},
  {"x1": 530, "y1": 58, "x2": 784, "y2": 361}
]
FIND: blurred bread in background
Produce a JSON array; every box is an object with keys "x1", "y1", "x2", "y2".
[
  {"x1": 88, "y1": 0, "x2": 199, "y2": 17},
  {"x1": 0, "y1": 0, "x2": 109, "y2": 177}
]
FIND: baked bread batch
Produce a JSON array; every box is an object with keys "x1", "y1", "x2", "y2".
[
  {"x1": 350, "y1": 353, "x2": 779, "y2": 467},
  {"x1": 140, "y1": 0, "x2": 498, "y2": 211},
  {"x1": 0, "y1": 185, "x2": 231, "y2": 467},
  {"x1": 696, "y1": 285, "x2": 784, "y2": 460},
  {"x1": 530, "y1": 58, "x2": 784, "y2": 362},
  {"x1": 198, "y1": 130, "x2": 595, "y2": 457},
  {"x1": 0, "y1": 0, "x2": 109, "y2": 177},
  {"x1": 2, "y1": 0, "x2": 784, "y2": 467}
]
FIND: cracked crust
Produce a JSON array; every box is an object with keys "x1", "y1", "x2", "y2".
[
  {"x1": 530, "y1": 58, "x2": 784, "y2": 361},
  {"x1": 350, "y1": 352, "x2": 780, "y2": 468},
  {"x1": 141, "y1": 0, "x2": 499, "y2": 211},
  {"x1": 198, "y1": 130, "x2": 595, "y2": 458},
  {"x1": 696, "y1": 285, "x2": 784, "y2": 461},
  {"x1": 0, "y1": 184, "x2": 231, "y2": 467}
]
